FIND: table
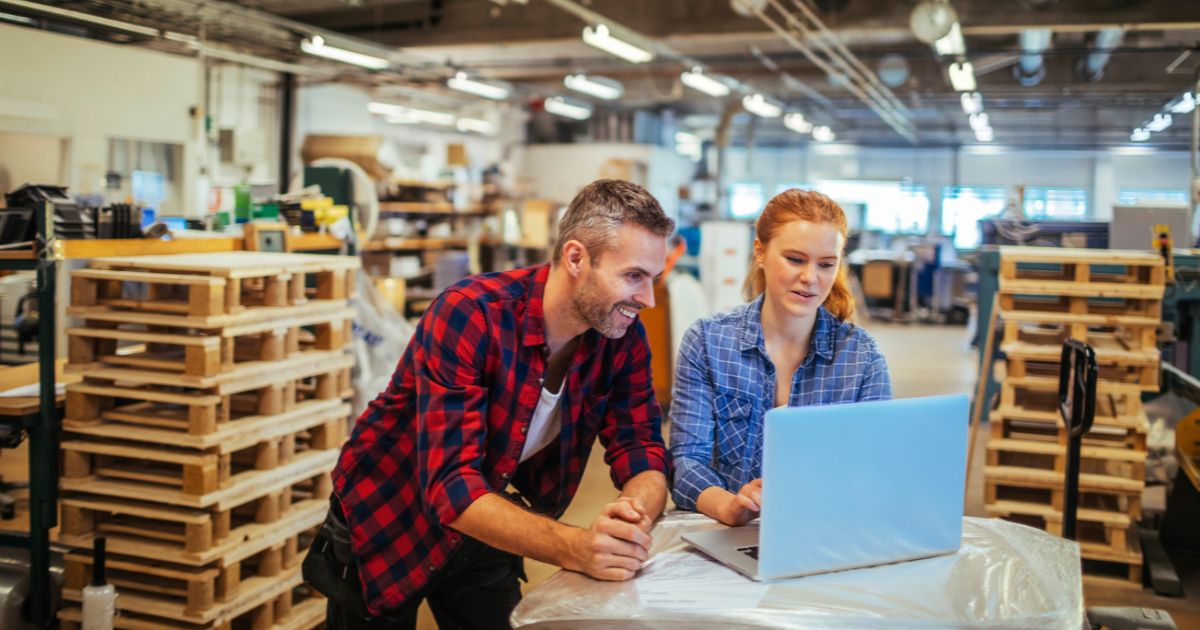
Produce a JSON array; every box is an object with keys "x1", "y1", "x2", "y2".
[{"x1": 512, "y1": 512, "x2": 1084, "y2": 629}]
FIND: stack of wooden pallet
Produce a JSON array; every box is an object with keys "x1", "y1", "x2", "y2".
[
  {"x1": 984, "y1": 246, "x2": 1165, "y2": 583},
  {"x1": 56, "y1": 252, "x2": 359, "y2": 630}
]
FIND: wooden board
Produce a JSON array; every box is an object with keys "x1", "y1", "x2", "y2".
[
  {"x1": 60, "y1": 449, "x2": 338, "y2": 509},
  {"x1": 88, "y1": 252, "x2": 360, "y2": 277},
  {"x1": 58, "y1": 494, "x2": 327, "y2": 567},
  {"x1": 61, "y1": 559, "x2": 313, "y2": 626},
  {"x1": 69, "y1": 299, "x2": 353, "y2": 331},
  {"x1": 69, "y1": 349, "x2": 352, "y2": 390},
  {"x1": 999, "y1": 278, "x2": 1165, "y2": 300},
  {"x1": 61, "y1": 415, "x2": 345, "y2": 498},
  {"x1": 58, "y1": 582, "x2": 325, "y2": 630},
  {"x1": 998, "y1": 246, "x2": 1164, "y2": 265},
  {"x1": 65, "y1": 398, "x2": 350, "y2": 452}
]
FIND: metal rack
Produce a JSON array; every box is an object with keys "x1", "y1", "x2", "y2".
[{"x1": 0, "y1": 200, "x2": 58, "y2": 628}]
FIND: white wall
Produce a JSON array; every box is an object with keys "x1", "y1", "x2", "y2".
[
  {"x1": 0, "y1": 23, "x2": 201, "y2": 211},
  {"x1": 297, "y1": 83, "x2": 515, "y2": 184},
  {"x1": 518, "y1": 143, "x2": 692, "y2": 222}
]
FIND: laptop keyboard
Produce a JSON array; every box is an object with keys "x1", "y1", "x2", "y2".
[{"x1": 736, "y1": 545, "x2": 759, "y2": 560}]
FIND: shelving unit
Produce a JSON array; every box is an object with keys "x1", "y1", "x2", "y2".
[{"x1": 0, "y1": 214, "x2": 351, "y2": 627}]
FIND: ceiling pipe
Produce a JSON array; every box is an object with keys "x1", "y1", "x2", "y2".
[
  {"x1": 1080, "y1": 27, "x2": 1124, "y2": 82},
  {"x1": 1014, "y1": 28, "x2": 1052, "y2": 86}
]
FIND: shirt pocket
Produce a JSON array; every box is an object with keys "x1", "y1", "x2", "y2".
[{"x1": 713, "y1": 393, "x2": 754, "y2": 468}]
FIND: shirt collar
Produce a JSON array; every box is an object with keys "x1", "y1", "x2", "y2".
[
  {"x1": 739, "y1": 294, "x2": 837, "y2": 363},
  {"x1": 522, "y1": 263, "x2": 552, "y2": 348}
]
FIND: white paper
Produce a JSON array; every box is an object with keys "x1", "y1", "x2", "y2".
[
  {"x1": 634, "y1": 549, "x2": 769, "y2": 611},
  {"x1": 0, "y1": 382, "x2": 64, "y2": 398}
]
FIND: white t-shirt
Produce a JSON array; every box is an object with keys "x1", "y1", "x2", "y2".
[{"x1": 519, "y1": 386, "x2": 563, "y2": 462}]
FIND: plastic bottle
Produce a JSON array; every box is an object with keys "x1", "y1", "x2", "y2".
[{"x1": 80, "y1": 537, "x2": 116, "y2": 630}]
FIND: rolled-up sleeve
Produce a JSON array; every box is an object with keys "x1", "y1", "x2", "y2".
[
  {"x1": 599, "y1": 321, "x2": 672, "y2": 489},
  {"x1": 668, "y1": 322, "x2": 727, "y2": 510},
  {"x1": 857, "y1": 338, "x2": 892, "y2": 402},
  {"x1": 413, "y1": 289, "x2": 494, "y2": 528}
]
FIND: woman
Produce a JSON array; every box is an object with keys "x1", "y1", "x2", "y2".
[{"x1": 669, "y1": 189, "x2": 892, "y2": 526}]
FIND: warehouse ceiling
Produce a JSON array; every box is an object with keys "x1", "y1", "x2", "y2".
[{"x1": 6, "y1": 0, "x2": 1200, "y2": 149}]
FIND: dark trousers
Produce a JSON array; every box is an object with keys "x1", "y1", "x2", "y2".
[{"x1": 302, "y1": 497, "x2": 525, "y2": 630}]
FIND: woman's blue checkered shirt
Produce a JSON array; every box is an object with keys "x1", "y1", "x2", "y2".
[{"x1": 669, "y1": 295, "x2": 892, "y2": 510}]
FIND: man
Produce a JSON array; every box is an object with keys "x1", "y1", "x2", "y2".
[{"x1": 304, "y1": 179, "x2": 676, "y2": 629}]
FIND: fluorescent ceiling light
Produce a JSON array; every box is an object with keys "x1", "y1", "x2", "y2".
[
  {"x1": 784, "y1": 112, "x2": 813, "y2": 134},
  {"x1": 163, "y1": 31, "x2": 199, "y2": 46},
  {"x1": 1146, "y1": 113, "x2": 1172, "y2": 132},
  {"x1": 934, "y1": 22, "x2": 965, "y2": 57},
  {"x1": 1169, "y1": 91, "x2": 1195, "y2": 114},
  {"x1": 975, "y1": 127, "x2": 994, "y2": 142},
  {"x1": 948, "y1": 61, "x2": 976, "y2": 92},
  {"x1": 544, "y1": 96, "x2": 594, "y2": 120},
  {"x1": 0, "y1": 0, "x2": 159, "y2": 36},
  {"x1": 564, "y1": 74, "x2": 624, "y2": 100},
  {"x1": 301, "y1": 37, "x2": 389, "y2": 70},
  {"x1": 681, "y1": 68, "x2": 731, "y2": 97},
  {"x1": 369, "y1": 102, "x2": 455, "y2": 126},
  {"x1": 448, "y1": 72, "x2": 510, "y2": 100},
  {"x1": 968, "y1": 112, "x2": 990, "y2": 131},
  {"x1": 675, "y1": 132, "x2": 702, "y2": 161},
  {"x1": 812, "y1": 125, "x2": 836, "y2": 142},
  {"x1": 457, "y1": 118, "x2": 494, "y2": 134},
  {"x1": 1130, "y1": 128, "x2": 1150, "y2": 142},
  {"x1": 582, "y1": 23, "x2": 654, "y2": 64},
  {"x1": 960, "y1": 92, "x2": 982, "y2": 115},
  {"x1": 0, "y1": 10, "x2": 34, "y2": 25},
  {"x1": 742, "y1": 93, "x2": 782, "y2": 118}
]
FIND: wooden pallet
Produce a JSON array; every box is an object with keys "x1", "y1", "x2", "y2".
[
  {"x1": 63, "y1": 523, "x2": 313, "y2": 618},
  {"x1": 998, "y1": 374, "x2": 1147, "y2": 417},
  {"x1": 61, "y1": 446, "x2": 338, "y2": 509},
  {"x1": 70, "y1": 297, "x2": 354, "y2": 332},
  {"x1": 65, "y1": 398, "x2": 351, "y2": 452},
  {"x1": 1080, "y1": 531, "x2": 1144, "y2": 583},
  {"x1": 983, "y1": 465, "x2": 1143, "y2": 515},
  {"x1": 76, "y1": 253, "x2": 358, "y2": 317},
  {"x1": 985, "y1": 500, "x2": 1143, "y2": 582},
  {"x1": 60, "y1": 559, "x2": 324, "y2": 629},
  {"x1": 59, "y1": 477, "x2": 328, "y2": 566},
  {"x1": 998, "y1": 246, "x2": 1166, "y2": 287},
  {"x1": 59, "y1": 582, "x2": 325, "y2": 630},
  {"x1": 986, "y1": 437, "x2": 1145, "y2": 481},
  {"x1": 1003, "y1": 350, "x2": 1159, "y2": 393},
  {"x1": 998, "y1": 295, "x2": 1162, "y2": 323},
  {"x1": 66, "y1": 353, "x2": 353, "y2": 436},
  {"x1": 67, "y1": 308, "x2": 353, "y2": 379},
  {"x1": 1001, "y1": 320, "x2": 1160, "y2": 361},
  {"x1": 61, "y1": 412, "x2": 345, "y2": 498}
]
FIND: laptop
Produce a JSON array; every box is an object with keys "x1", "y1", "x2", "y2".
[{"x1": 681, "y1": 394, "x2": 969, "y2": 581}]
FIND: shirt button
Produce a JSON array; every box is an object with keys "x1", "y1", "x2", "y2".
[
  {"x1": 520, "y1": 425, "x2": 528, "y2": 434},
  {"x1": 501, "y1": 472, "x2": 511, "y2": 480},
  {"x1": 428, "y1": 564, "x2": 436, "y2": 572}
]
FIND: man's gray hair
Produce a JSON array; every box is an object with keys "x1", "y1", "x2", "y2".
[{"x1": 552, "y1": 179, "x2": 675, "y2": 265}]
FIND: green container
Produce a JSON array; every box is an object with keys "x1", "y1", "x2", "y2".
[
  {"x1": 253, "y1": 202, "x2": 280, "y2": 220},
  {"x1": 234, "y1": 182, "x2": 252, "y2": 223}
]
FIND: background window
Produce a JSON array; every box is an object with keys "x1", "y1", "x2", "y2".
[
  {"x1": 1022, "y1": 187, "x2": 1087, "y2": 219},
  {"x1": 941, "y1": 186, "x2": 1007, "y2": 249},
  {"x1": 1118, "y1": 189, "x2": 1188, "y2": 206},
  {"x1": 729, "y1": 182, "x2": 765, "y2": 219}
]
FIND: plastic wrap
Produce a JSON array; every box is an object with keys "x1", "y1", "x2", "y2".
[{"x1": 511, "y1": 513, "x2": 1082, "y2": 629}]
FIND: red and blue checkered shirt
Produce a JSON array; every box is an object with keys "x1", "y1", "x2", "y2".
[{"x1": 331, "y1": 263, "x2": 671, "y2": 614}]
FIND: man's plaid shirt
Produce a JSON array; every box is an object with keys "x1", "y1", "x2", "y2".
[{"x1": 331, "y1": 263, "x2": 671, "y2": 615}]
